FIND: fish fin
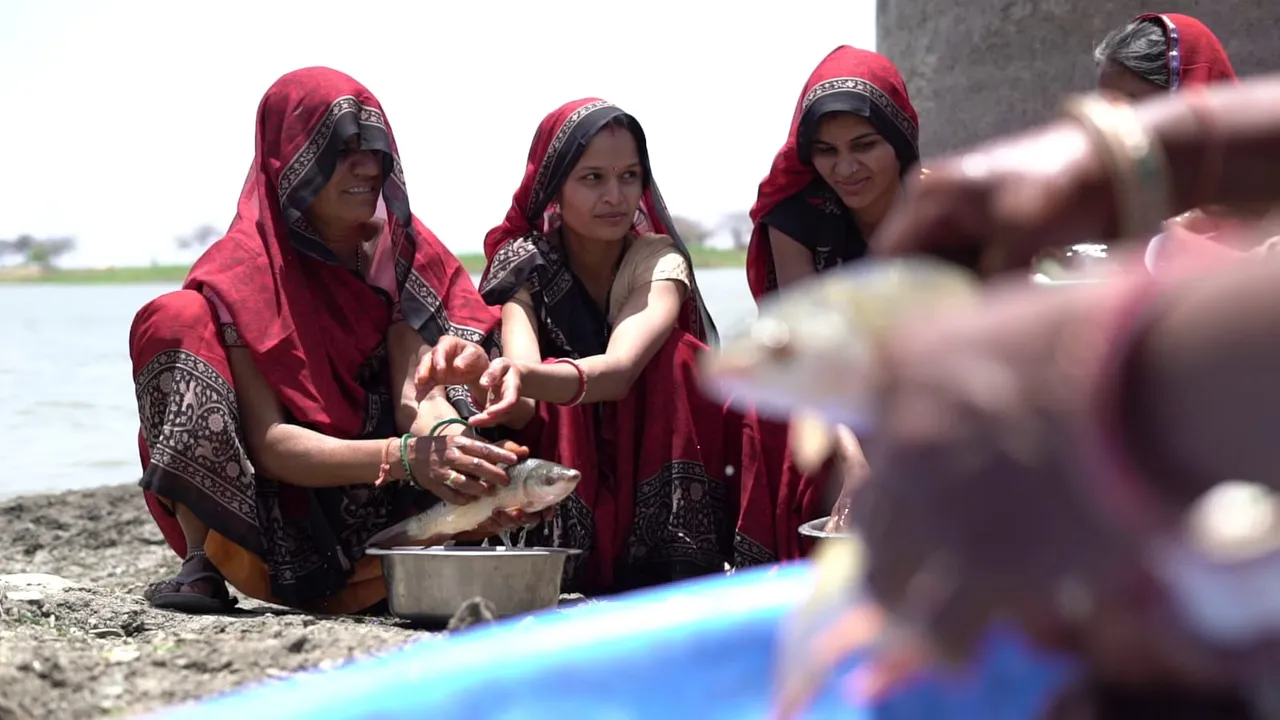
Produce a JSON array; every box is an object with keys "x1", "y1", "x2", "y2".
[
  {"x1": 790, "y1": 408, "x2": 836, "y2": 474},
  {"x1": 366, "y1": 515, "x2": 418, "y2": 548}
]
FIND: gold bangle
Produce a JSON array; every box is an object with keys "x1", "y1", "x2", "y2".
[{"x1": 1062, "y1": 93, "x2": 1173, "y2": 239}]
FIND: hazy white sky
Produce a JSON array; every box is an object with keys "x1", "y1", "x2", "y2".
[{"x1": 0, "y1": 0, "x2": 875, "y2": 268}]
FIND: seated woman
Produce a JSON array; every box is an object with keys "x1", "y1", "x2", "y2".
[
  {"x1": 746, "y1": 45, "x2": 921, "y2": 299},
  {"x1": 744, "y1": 46, "x2": 912, "y2": 522},
  {"x1": 130, "y1": 67, "x2": 533, "y2": 615},
  {"x1": 453, "y1": 99, "x2": 825, "y2": 593}
]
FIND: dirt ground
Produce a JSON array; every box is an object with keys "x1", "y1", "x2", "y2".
[{"x1": 0, "y1": 483, "x2": 445, "y2": 719}]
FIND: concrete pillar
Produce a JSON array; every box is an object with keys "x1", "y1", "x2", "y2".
[{"x1": 877, "y1": 0, "x2": 1280, "y2": 157}]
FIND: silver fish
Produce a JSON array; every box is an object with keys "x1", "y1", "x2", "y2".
[
  {"x1": 700, "y1": 256, "x2": 980, "y2": 430},
  {"x1": 365, "y1": 458, "x2": 582, "y2": 548}
]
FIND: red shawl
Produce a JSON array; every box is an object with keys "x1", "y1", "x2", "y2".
[
  {"x1": 185, "y1": 67, "x2": 499, "y2": 440},
  {"x1": 1134, "y1": 13, "x2": 1237, "y2": 89},
  {"x1": 477, "y1": 99, "x2": 821, "y2": 592},
  {"x1": 745, "y1": 46, "x2": 919, "y2": 301}
]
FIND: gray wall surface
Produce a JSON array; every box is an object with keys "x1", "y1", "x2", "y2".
[{"x1": 877, "y1": 0, "x2": 1279, "y2": 157}]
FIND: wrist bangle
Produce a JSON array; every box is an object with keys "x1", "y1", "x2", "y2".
[
  {"x1": 544, "y1": 357, "x2": 587, "y2": 406},
  {"x1": 1062, "y1": 93, "x2": 1174, "y2": 240},
  {"x1": 427, "y1": 417, "x2": 470, "y2": 437},
  {"x1": 399, "y1": 433, "x2": 416, "y2": 483}
]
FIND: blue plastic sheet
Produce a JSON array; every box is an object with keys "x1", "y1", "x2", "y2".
[{"x1": 153, "y1": 563, "x2": 1078, "y2": 719}]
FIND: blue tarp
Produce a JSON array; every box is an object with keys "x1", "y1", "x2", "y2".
[{"x1": 154, "y1": 563, "x2": 1078, "y2": 719}]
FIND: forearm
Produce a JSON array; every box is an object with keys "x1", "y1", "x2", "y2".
[
  {"x1": 257, "y1": 425, "x2": 389, "y2": 488},
  {"x1": 1125, "y1": 261, "x2": 1280, "y2": 500},
  {"x1": 1135, "y1": 74, "x2": 1280, "y2": 214},
  {"x1": 516, "y1": 356, "x2": 636, "y2": 404}
]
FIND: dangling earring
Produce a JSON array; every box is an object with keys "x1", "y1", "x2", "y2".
[{"x1": 541, "y1": 201, "x2": 563, "y2": 234}]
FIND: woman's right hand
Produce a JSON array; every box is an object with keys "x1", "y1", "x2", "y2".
[
  {"x1": 873, "y1": 120, "x2": 1121, "y2": 275},
  {"x1": 404, "y1": 434, "x2": 523, "y2": 505}
]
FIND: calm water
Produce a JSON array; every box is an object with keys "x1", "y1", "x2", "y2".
[{"x1": 0, "y1": 269, "x2": 757, "y2": 499}]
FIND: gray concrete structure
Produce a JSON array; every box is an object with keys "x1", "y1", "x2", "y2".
[{"x1": 877, "y1": 0, "x2": 1279, "y2": 157}]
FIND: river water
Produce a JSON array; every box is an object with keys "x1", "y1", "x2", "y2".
[{"x1": 0, "y1": 269, "x2": 757, "y2": 499}]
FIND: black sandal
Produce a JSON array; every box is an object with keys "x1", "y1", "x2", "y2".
[{"x1": 144, "y1": 553, "x2": 239, "y2": 614}]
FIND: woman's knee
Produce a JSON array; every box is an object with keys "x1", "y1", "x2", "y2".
[
  {"x1": 129, "y1": 290, "x2": 216, "y2": 366},
  {"x1": 131, "y1": 290, "x2": 214, "y2": 344}
]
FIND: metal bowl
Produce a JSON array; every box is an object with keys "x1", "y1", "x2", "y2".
[
  {"x1": 799, "y1": 516, "x2": 853, "y2": 539},
  {"x1": 366, "y1": 546, "x2": 581, "y2": 624}
]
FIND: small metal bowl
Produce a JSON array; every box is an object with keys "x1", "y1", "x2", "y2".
[
  {"x1": 799, "y1": 516, "x2": 853, "y2": 539},
  {"x1": 366, "y1": 546, "x2": 581, "y2": 624}
]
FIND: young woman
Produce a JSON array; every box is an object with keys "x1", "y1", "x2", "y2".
[
  {"x1": 453, "y1": 99, "x2": 825, "y2": 593},
  {"x1": 746, "y1": 45, "x2": 920, "y2": 300}
]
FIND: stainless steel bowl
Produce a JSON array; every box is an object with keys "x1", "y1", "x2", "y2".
[
  {"x1": 798, "y1": 516, "x2": 853, "y2": 539},
  {"x1": 366, "y1": 546, "x2": 581, "y2": 624}
]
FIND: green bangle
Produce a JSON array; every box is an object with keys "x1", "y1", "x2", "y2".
[
  {"x1": 427, "y1": 417, "x2": 470, "y2": 438},
  {"x1": 399, "y1": 433, "x2": 415, "y2": 482}
]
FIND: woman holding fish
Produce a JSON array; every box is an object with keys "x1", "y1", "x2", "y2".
[
  {"x1": 129, "y1": 67, "x2": 540, "y2": 615},
  {"x1": 721, "y1": 71, "x2": 1280, "y2": 714},
  {"x1": 416, "y1": 99, "x2": 828, "y2": 593}
]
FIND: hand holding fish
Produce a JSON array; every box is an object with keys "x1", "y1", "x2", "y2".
[
  {"x1": 400, "y1": 434, "x2": 525, "y2": 505},
  {"x1": 872, "y1": 119, "x2": 1118, "y2": 275}
]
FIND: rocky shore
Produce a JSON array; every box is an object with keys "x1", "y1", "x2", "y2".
[{"x1": 0, "y1": 483, "x2": 429, "y2": 719}]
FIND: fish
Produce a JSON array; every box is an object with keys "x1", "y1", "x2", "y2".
[
  {"x1": 365, "y1": 458, "x2": 582, "y2": 548},
  {"x1": 699, "y1": 256, "x2": 981, "y2": 468}
]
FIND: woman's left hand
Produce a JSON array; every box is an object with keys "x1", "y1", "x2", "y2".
[{"x1": 468, "y1": 358, "x2": 525, "y2": 428}]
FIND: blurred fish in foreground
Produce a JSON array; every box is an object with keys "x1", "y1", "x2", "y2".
[{"x1": 698, "y1": 257, "x2": 981, "y2": 468}]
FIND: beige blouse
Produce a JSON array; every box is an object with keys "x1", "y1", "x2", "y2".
[{"x1": 513, "y1": 233, "x2": 691, "y2": 323}]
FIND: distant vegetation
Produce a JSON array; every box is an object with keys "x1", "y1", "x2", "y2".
[{"x1": 0, "y1": 212, "x2": 755, "y2": 285}]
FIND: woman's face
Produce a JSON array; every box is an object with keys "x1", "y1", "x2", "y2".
[
  {"x1": 558, "y1": 124, "x2": 644, "y2": 243},
  {"x1": 1098, "y1": 60, "x2": 1165, "y2": 100},
  {"x1": 306, "y1": 134, "x2": 383, "y2": 234},
  {"x1": 810, "y1": 112, "x2": 901, "y2": 212}
]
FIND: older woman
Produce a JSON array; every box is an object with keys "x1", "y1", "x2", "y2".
[
  {"x1": 746, "y1": 45, "x2": 922, "y2": 299},
  {"x1": 130, "y1": 67, "x2": 530, "y2": 615},
  {"x1": 1089, "y1": 12, "x2": 1263, "y2": 275},
  {"x1": 419, "y1": 99, "x2": 825, "y2": 594}
]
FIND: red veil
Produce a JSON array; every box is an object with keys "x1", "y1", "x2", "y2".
[
  {"x1": 131, "y1": 67, "x2": 499, "y2": 610},
  {"x1": 1134, "y1": 13, "x2": 1237, "y2": 88},
  {"x1": 477, "y1": 99, "x2": 824, "y2": 593},
  {"x1": 745, "y1": 46, "x2": 919, "y2": 301}
]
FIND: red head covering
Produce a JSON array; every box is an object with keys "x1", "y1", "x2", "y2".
[
  {"x1": 745, "y1": 46, "x2": 918, "y2": 300},
  {"x1": 478, "y1": 98, "x2": 715, "y2": 344},
  {"x1": 184, "y1": 67, "x2": 498, "y2": 440},
  {"x1": 1133, "y1": 13, "x2": 1237, "y2": 88}
]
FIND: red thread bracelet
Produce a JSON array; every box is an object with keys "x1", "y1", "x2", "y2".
[{"x1": 543, "y1": 357, "x2": 587, "y2": 406}]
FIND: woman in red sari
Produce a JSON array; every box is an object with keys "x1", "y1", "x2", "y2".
[
  {"x1": 746, "y1": 46, "x2": 921, "y2": 301},
  {"x1": 1092, "y1": 13, "x2": 1267, "y2": 274},
  {"x1": 130, "y1": 67, "x2": 530, "y2": 615},
  {"x1": 457, "y1": 99, "x2": 825, "y2": 594}
]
